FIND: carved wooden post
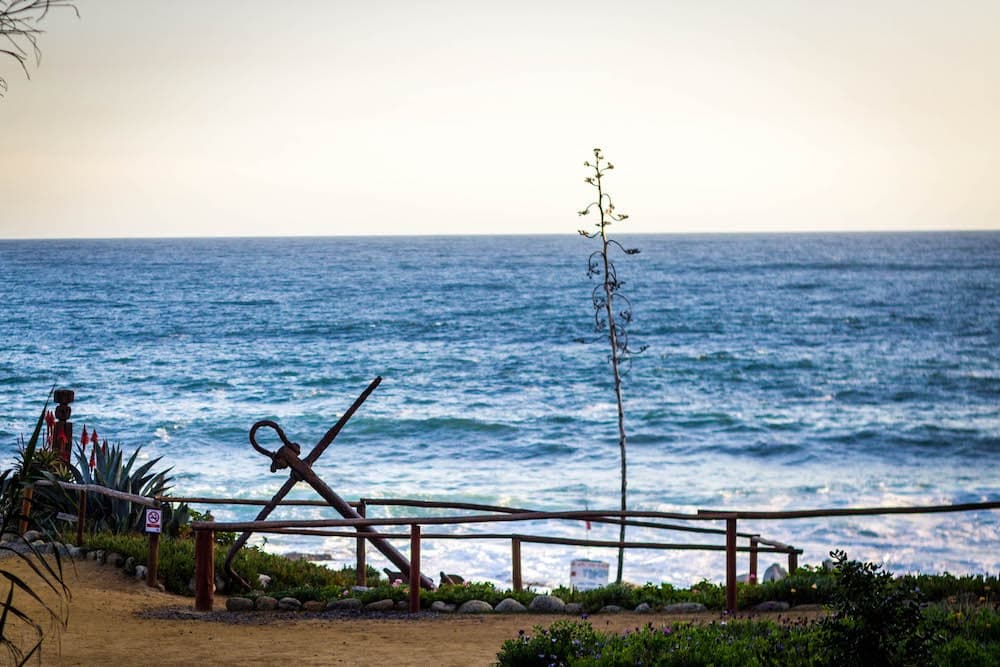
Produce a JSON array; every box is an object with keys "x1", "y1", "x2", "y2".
[
  {"x1": 725, "y1": 517, "x2": 737, "y2": 613},
  {"x1": 76, "y1": 489, "x2": 87, "y2": 546},
  {"x1": 356, "y1": 499, "x2": 367, "y2": 587},
  {"x1": 788, "y1": 549, "x2": 798, "y2": 575},
  {"x1": 749, "y1": 535, "x2": 759, "y2": 586},
  {"x1": 195, "y1": 524, "x2": 215, "y2": 611},
  {"x1": 53, "y1": 388, "x2": 75, "y2": 464},
  {"x1": 409, "y1": 524, "x2": 421, "y2": 613},
  {"x1": 511, "y1": 537, "x2": 522, "y2": 592}
]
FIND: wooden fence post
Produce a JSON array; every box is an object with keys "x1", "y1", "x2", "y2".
[
  {"x1": 356, "y1": 499, "x2": 367, "y2": 587},
  {"x1": 788, "y1": 549, "x2": 798, "y2": 575},
  {"x1": 749, "y1": 535, "x2": 759, "y2": 586},
  {"x1": 409, "y1": 524, "x2": 421, "y2": 613},
  {"x1": 195, "y1": 525, "x2": 215, "y2": 611},
  {"x1": 725, "y1": 517, "x2": 737, "y2": 613},
  {"x1": 147, "y1": 531, "x2": 161, "y2": 588},
  {"x1": 19, "y1": 486, "x2": 33, "y2": 535},
  {"x1": 76, "y1": 489, "x2": 87, "y2": 546},
  {"x1": 511, "y1": 537, "x2": 522, "y2": 592}
]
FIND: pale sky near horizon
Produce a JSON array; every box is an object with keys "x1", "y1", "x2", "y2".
[{"x1": 2, "y1": 0, "x2": 998, "y2": 239}]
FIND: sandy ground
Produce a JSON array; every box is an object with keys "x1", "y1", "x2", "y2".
[{"x1": 1, "y1": 555, "x2": 823, "y2": 666}]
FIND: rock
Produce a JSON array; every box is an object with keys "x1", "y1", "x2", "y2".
[
  {"x1": 663, "y1": 602, "x2": 707, "y2": 613},
  {"x1": 214, "y1": 575, "x2": 227, "y2": 594},
  {"x1": 31, "y1": 541, "x2": 53, "y2": 555},
  {"x1": 88, "y1": 549, "x2": 101, "y2": 561},
  {"x1": 634, "y1": 603, "x2": 653, "y2": 613},
  {"x1": 68, "y1": 546, "x2": 86, "y2": 560},
  {"x1": 123, "y1": 556, "x2": 137, "y2": 575},
  {"x1": 457, "y1": 600, "x2": 493, "y2": 614},
  {"x1": 430, "y1": 600, "x2": 456, "y2": 613},
  {"x1": 564, "y1": 603, "x2": 584, "y2": 615},
  {"x1": 351, "y1": 585, "x2": 370, "y2": 593},
  {"x1": 494, "y1": 598, "x2": 527, "y2": 613},
  {"x1": 754, "y1": 601, "x2": 790, "y2": 612},
  {"x1": 303, "y1": 600, "x2": 326, "y2": 612},
  {"x1": 226, "y1": 597, "x2": 254, "y2": 612},
  {"x1": 327, "y1": 598, "x2": 363, "y2": 611},
  {"x1": 763, "y1": 563, "x2": 787, "y2": 582},
  {"x1": 95, "y1": 550, "x2": 107, "y2": 565},
  {"x1": 528, "y1": 595, "x2": 566, "y2": 613},
  {"x1": 365, "y1": 599, "x2": 395, "y2": 612},
  {"x1": 277, "y1": 597, "x2": 302, "y2": 611},
  {"x1": 257, "y1": 574, "x2": 272, "y2": 589},
  {"x1": 600, "y1": 605, "x2": 624, "y2": 613},
  {"x1": 255, "y1": 596, "x2": 278, "y2": 611},
  {"x1": 1, "y1": 532, "x2": 19, "y2": 543},
  {"x1": 22, "y1": 530, "x2": 44, "y2": 543},
  {"x1": 395, "y1": 600, "x2": 409, "y2": 611},
  {"x1": 135, "y1": 565, "x2": 148, "y2": 580},
  {"x1": 105, "y1": 552, "x2": 124, "y2": 567}
]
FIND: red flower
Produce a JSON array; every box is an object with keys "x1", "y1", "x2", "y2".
[
  {"x1": 45, "y1": 410, "x2": 56, "y2": 428},
  {"x1": 80, "y1": 425, "x2": 89, "y2": 445},
  {"x1": 90, "y1": 429, "x2": 98, "y2": 444},
  {"x1": 89, "y1": 447, "x2": 96, "y2": 470}
]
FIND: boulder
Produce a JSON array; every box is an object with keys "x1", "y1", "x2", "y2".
[
  {"x1": 226, "y1": 597, "x2": 254, "y2": 612},
  {"x1": 22, "y1": 530, "x2": 44, "y2": 543},
  {"x1": 255, "y1": 596, "x2": 278, "y2": 611},
  {"x1": 277, "y1": 597, "x2": 302, "y2": 611},
  {"x1": 663, "y1": 602, "x2": 707, "y2": 613},
  {"x1": 123, "y1": 556, "x2": 137, "y2": 575},
  {"x1": 365, "y1": 599, "x2": 396, "y2": 612},
  {"x1": 135, "y1": 565, "x2": 148, "y2": 580},
  {"x1": 303, "y1": 601, "x2": 326, "y2": 612},
  {"x1": 395, "y1": 600, "x2": 409, "y2": 611},
  {"x1": 68, "y1": 546, "x2": 86, "y2": 560},
  {"x1": 31, "y1": 541, "x2": 53, "y2": 555},
  {"x1": 564, "y1": 603, "x2": 584, "y2": 615},
  {"x1": 634, "y1": 603, "x2": 653, "y2": 614},
  {"x1": 753, "y1": 600, "x2": 790, "y2": 612},
  {"x1": 457, "y1": 600, "x2": 493, "y2": 614},
  {"x1": 762, "y1": 563, "x2": 787, "y2": 582},
  {"x1": 105, "y1": 552, "x2": 124, "y2": 567},
  {"x1": 327, "y1": 598, "x2": 363, "y2": 611},
  {"x1": 1, "y1": 532, "x2": 19, "y2": 543},
  {"x1": 494, "y1": 598, "x2": 527, "y2": 613},
  {"x1": 91, "y1": 549, "x2": 105, "y2": 563},
  {"x1": 528, "y1": 595, "x2": 566, "y2": 613},
  {"x1": 430, "y1": 600, "x2": 456, "y2": 613}
]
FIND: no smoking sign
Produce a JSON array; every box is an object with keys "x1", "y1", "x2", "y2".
[{"x1": 145, "y1": 508, "x2": 162, "y2": 533}]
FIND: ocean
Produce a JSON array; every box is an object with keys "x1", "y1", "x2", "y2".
[{"x1": 1, "y1": 233, "x2": 998, "y2": 587}]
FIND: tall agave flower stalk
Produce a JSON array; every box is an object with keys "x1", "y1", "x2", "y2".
[{"x1": 578, "y1": 148, "x2": 644, "y2": 584}]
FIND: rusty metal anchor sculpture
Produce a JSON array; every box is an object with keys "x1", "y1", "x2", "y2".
[{"x1": 223, "y1": 376, "x2": 435, "y2": 590}]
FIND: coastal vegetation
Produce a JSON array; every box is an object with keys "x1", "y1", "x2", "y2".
[
  {"x1": 578, "y1": 148, "x2": 644, "y2": 584},
  {"x1": 497, "y1": 552, "x2": 1000, "y2": 666}
]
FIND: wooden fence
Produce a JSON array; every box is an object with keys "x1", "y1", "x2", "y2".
[{"x1": 178, "y1": 497, "x2": 999, "y2": 613}]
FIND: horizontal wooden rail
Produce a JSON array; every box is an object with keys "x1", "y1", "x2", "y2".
[
  {"x1": 697, "y1": 500, "x2": 1000, "y2": 520},
  {"x1": 249, "y1": 528, "x2": 795, "y2": 553},
  {"x1": 163, "y1": 495, "x2": 757, "y2": 538},
  {"x1": 35, "y1": 480, "x2": 159, "y2": 507}
]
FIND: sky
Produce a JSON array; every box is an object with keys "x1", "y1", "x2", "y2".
[{"x1": 2, "y1": 0, "x2": 999, "y2": 239}]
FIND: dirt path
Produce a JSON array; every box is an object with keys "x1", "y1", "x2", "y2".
[{"x1": 1, "y1": 555, "x2": 821, "y2": 666}]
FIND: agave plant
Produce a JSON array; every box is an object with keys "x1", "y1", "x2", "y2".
[{"x1": 69, "y1": 441, "x2": 179, "y2": 534}]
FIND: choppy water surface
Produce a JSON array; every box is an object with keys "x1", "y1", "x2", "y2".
[{"x1": 1, "y1": 233, "x2": 997, "y2": 586}]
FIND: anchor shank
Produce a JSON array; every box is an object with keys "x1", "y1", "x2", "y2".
[{"x1": 284, "y1": 451, "x2": 436, "y2": 590}]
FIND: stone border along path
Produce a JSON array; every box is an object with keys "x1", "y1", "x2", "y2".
[{"x1": 1, "y1": 533, "x2": 796, "y2": 615}]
